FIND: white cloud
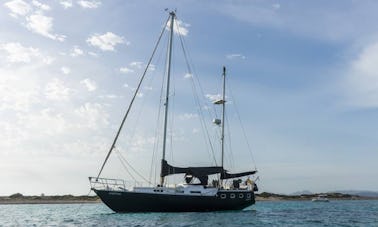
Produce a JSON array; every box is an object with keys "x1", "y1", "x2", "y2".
[
  {"x1": 98, "y1": 94, "x2": 118, "y2": 99},
  {"x1": 167, "y1": 19, "x2": 190, "y2": 36},
  {"x1": 32, "y1": 0, "x2": 50, "y2": 11},
  {"x1": 272, "y1": 3, "x2": 280, "y2": 10},
  {"x1": 26, "y1": 14, "x2": 66, "y2": 41},
  {"x1": 120, "y1": 67, "x2": 134, "y2": 74},
  {"x1": 192, "y1": 128, "x2": 199, "y2": 134},
  {"x1": 74, "y1": 102, "x2": 109, "y2": 129},
  {"x1": 45, "y1": 78, "x2": 71, "y2": 101},
  {"x1": 70, "y1": 46, "x2": 84, "y2": 57},
  {"x1": 0, "y1": 42, "x2": 53, "y2": 64},
  {"x1": 129, "y1": 61, "x2": 143, "y2": 69},
  {"x1": 59, "y1": 0, "x2": 72, "y2": 9},
  {"x1": 184, "y1": 73, "x2": 193, "y2": 79},
  {"x1": 342, "y1": 41, "x2": 378, "y2": 108},
  {"x1": 149, "y1": 64, "x2": 156, "y2": 71},
  {"x1": 5, "y1": 1, "x2": 64, "y2": 41},
  {"x1": 61, "y1": 66, "x2": 71, "y2": 74},
  {"x1": 80, "y1": 78, "x2": 97, "y2": 91},
  {"x1": 136, "y1": 92, "x2": 144, "y2": 98},
  {"x1": 205, "y1": 94, "x2": 222, "y2": 102},
  {"x1": 77, "y1": 0, "x2": 101, "y2": 9},
  {"x1": 43, "y1": 56, "x2": 54, "y2": 64},
  {"x1": 226, "y1": 53, "x2": 246, "y2": 60},
  {"x1": 4, "y1": 0, "x2": 31, "y2": 17},
  {"x1": 121, "y1": 134, "x2": 155, "y2": 153},
  {"x1": 0, "y1": 68, "x2": 40, "y2": 112},
  {"x1": 18, "y1": 108, "x2": 68, "y2": 135},
  {"x1": 179, "y1": 113, "x2": 198, "y2": 120},
  {"x1": 87, "y1": 32, "x2": 125, "y2": 51},
  {"x1": 0, "y1": 42, "x2": 39, "y2": 63},
  {"x1": 88, "y1": 51, "x2": 98, "y2": 57},
  {"x1": 120, "y1": 61, "x2": 149, "y2": 73}
]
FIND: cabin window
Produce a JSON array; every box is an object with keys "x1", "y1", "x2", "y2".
[
  {"x1": 230, "y1": 193, "x2": 235, "y2": 199},
  {"x1": 247, "y1": 193, "x2": 251, "y2": 198},
  {"x1": 239, "y1": 193, "x2": 244, "y2": 198},
  {"x1": 220, "y1": 194, "x2": 226, "y2": 199},
  {"x1": 190, "y1": 191, "x2": 201, "y2": 194}
]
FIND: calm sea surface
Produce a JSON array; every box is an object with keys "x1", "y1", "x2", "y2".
[{"x1": 0, "y1": 200, "x2": 377, "y2": 226}]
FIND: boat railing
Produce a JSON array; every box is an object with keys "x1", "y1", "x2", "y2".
[
  {"x1": 89, "y1": 177, "x2": 150, "y2": 191},
  {"x1": 89, "y1": 177, "x2": 126, "y2": 191}
]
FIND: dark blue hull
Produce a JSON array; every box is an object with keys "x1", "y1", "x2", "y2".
[{"x1": 94, "y1": 189, "x2": 255, "y2": 212}]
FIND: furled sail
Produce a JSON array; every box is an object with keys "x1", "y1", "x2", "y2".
[
  {"x1": 220, "y1": 170, "x2": 257, "y2": 179},
  {"x1": 161, "y1": 160, "x2": 256, "y2": 184}
]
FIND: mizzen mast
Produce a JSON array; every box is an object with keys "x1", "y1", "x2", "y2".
[
  {"x1": 221, "y1": 66, "x2": 226, "y2": 168},
  {"x1": 213, "y1": 66, "x2": 227, "y2": 187}
]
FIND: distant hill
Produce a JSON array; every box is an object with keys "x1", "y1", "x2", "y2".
[
  {"x1": 256, "y1": 192, "x2": 359, "y2": 201},
  {"x1": 330, "y1": 190, "x2": 378, "y2": 198},
  {"x1": 290, "y1": 190, "x2": 313, "y2": 196}
]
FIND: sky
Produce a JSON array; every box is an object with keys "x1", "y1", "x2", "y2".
[{"x1": 1, "y1": 0, "x2": 378, "y2": 196}]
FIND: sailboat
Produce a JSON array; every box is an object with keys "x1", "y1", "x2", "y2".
[{"x1": 89, "y1": 11, "x2": 258, "y2": 212}]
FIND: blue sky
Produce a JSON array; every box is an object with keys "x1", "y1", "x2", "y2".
[{"x1": 1, "y1": 0, "x2": 378, "y2": 195}]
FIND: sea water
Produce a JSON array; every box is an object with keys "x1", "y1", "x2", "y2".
[{"x1": 0, "y1": 200, "x2": 377, "y2": 226}]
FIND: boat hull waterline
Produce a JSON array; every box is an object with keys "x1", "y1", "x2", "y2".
[{"x1": 94, "y1": 189, "x2": 255, "y2": 212}]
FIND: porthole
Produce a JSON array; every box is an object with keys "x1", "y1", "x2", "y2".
[
  {"x1": 220, "y1": 194, "x2": 226, "y2": 199},
  {"x1": 239, "y1": 193, "x2": 244, "y2": 198},
  {"x1": 247, "y1": 193, "x2": 251, "y2": 198},
  {"x1": 230, "y1": 193, "x2": 235, "y2": 199}
]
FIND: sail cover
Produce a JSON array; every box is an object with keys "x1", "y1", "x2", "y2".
[
  {"x1": 161, "y1": 160, "x2": 256, "y2": 182},
  {"x1": 220, "y1": 170, "x2": 257, "y2": 179},
  {"x1": 161, "y1": 160, "x2": 223, "y2": 178}
]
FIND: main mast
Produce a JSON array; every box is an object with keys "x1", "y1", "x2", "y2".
[{"x1": 160, "y1": 11, "x2": 175, "y2": 186}]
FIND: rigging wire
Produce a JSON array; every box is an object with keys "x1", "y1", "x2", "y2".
[
  {"x1": 96, "y1": 15, "x2": 171, "y2": 179},
  {"x1": 148, "y1": 33, "x2": 167, "y2": 186},
  {"x1": 115, "y1": 147, "x2": 153, "y2": 185},
  {"x1": 225, "y1": 113, "x2": 235, "y2": 169},
  {"x1": 149, "y1": 84, "x2": 164, "y2": 185},
  {"x1": 73, "y1": 188, "x2": 93, "y2": 215},
  {"x1": 115, "y1": 149, "x2": 137, "y2": 182},
  {"x1": 228, "y1": 82, "x2": 258, "y2": 170},
  {"x1": 169, "y1": 39, "x2": 176, "y2": 165},
  {"x1": 177, "y1": 29, "x2": 219, "y2": 120},
  {"x1": 124, "y1": 73, "x2": 154, "y2": 159},
  {"x1": 175, "y1": 18, "x2": 218, "y2": 165}
]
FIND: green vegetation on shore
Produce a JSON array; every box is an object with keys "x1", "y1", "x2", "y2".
[
  {"x1": 0, "y1": 193, "x2": 99, "y2": 204},
  {"x1": 256, "y1": 192, "x2": 377, "y2": 201}
]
